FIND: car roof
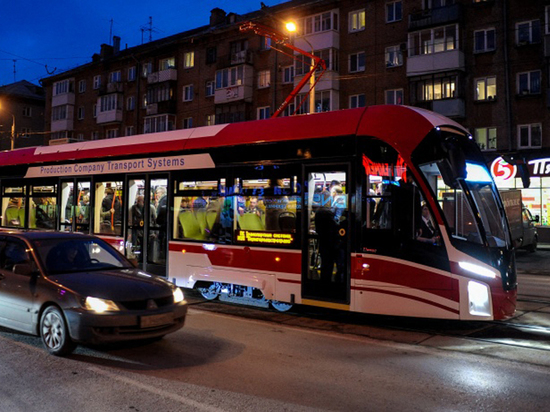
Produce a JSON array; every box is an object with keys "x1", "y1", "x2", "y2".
[{"x1": 0, "y1": 230, "x2": 95, "y2": 242}]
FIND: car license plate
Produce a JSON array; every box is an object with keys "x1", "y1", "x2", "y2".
[{"x1": 140, "y1": 312, "x2": 174, "y2": 328}]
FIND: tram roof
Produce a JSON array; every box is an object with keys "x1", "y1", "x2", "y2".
[{"x1": 0, "y1": 105, "x2": 467, "y2": 167}]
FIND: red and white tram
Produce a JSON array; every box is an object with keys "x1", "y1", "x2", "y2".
[{"x1": 0, "y1": 105, "x2": 516, "y2": 319}]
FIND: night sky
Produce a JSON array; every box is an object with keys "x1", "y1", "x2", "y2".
[{"x1": 0, "y1": 0, "x2": 287, "y2": 86}]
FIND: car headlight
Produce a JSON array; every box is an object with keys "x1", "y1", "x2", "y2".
[
  {"x1": 84, "y1": 297, "x2": 120, "y2": 313},
  {"x1": 173, "y1": 287, "x2": 185, "y2": 303}
]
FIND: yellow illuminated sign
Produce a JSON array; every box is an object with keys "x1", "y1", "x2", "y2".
[{"x1": 236, "y1": 230, "x2": 294, "y2": 245}]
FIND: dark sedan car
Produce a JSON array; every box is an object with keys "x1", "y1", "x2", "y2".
[{"x1": 0, "y1": 231, "x2": 187, "y2": 356}]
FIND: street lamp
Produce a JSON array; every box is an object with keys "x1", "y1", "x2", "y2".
[
  {"x1": 285, "y1": 22, "x2": 316, "y2": 114},
  {"x1": 0, "y1": 102, "x2": 15, "y2": 150}
]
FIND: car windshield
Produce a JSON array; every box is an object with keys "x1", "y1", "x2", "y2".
[{"x1": 32, "y1": 237, "x2": 131, "y2": 275}]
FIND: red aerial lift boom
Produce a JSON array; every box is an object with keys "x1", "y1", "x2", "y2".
[{"x1": 239, "y1": 21, "x2": 327, "y2": 118}]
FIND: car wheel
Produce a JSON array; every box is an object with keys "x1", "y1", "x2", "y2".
[
  {"x1": 40, "y1": 306, "x2": 76, "y2": 356},
  {"x1": 528, "y1": 237, "x2": 538, "y2": 253}
]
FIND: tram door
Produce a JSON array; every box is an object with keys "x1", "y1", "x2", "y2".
[
  {"x1": 303, "y1": 167, "x2": 350, "y2": 303},
  {"x1": 126, "y1": 175, "x2": 168, "y2": 276},
  {"x1": 59, "y1": 179, "x2": 91, "y2": 233}
]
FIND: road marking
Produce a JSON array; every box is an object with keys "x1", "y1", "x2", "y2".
[{"x1": 87, "y1": 365, "x2": 226, "y2": 412}]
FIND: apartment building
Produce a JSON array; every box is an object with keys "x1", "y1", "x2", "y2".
[
  {"x1": 41, "y1": 0, "x2": 550, "y2": 226},
  {"x1": 0, "y1": 80, "x2": 45, "y2": 150}
]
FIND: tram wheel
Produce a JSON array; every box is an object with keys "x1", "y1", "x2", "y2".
[
  {"x1": 271, "y1": 300, "x2": 293, "y2": 312},
  {"x1": 198, "y1": 282, "x2": 221, "y2": 300}
]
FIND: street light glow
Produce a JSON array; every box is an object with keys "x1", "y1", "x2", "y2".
[{"x1": 285, "y1": 22, "x2": 297, "y2": 32}]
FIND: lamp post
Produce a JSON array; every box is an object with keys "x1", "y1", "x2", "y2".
[
  {"x1": 285, "y1": 22, "x2": 316, "y2": 114},
  {"x1": 0, "y1": 102, "x2": 16, "y2": 150}
]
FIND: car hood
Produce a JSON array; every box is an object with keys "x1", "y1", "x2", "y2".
[{"x1": 48, "y1": 268, "x2": 174, "y2": 301}]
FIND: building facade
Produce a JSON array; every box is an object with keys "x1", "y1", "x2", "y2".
[
  {"x1": 0, "y1": 80, "x2": 45, "y2": 149},
  {"x1": 41, "y1": 0, "x2": 550, "y2": 228}
]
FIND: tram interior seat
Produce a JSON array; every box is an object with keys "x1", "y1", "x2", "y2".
[
  {"x1": 239, "y1": 212, "x2": 265, "y2": 231},
  {"x1": 178, "y1": 211, "x2": 206, "y2": 240}
]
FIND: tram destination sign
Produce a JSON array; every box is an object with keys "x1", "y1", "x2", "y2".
[{"x1": 25, "y1": 154, "x2": 215, "y2": 178}]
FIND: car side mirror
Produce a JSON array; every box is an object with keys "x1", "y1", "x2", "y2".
[
  {"x1": 533, "y1": 215, "x2": 540, "y2": 223},
  {"x1": 13, "y1": 262, "x2": 37, "y2": 276}
]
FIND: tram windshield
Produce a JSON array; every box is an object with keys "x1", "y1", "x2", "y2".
[{"x1": 419, "y1": 160, "x2": 510, "y2": 249}]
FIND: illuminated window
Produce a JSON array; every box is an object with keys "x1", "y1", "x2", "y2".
[
  {"x1": 475, "y1": 76, "x2": 496, "y2": 101},
  {"x1": 349, "y1": 9, "x2": 365, "y2": 32},
  {"x1": 474, "y1": 127, "x2": 497, "y2": 151}
]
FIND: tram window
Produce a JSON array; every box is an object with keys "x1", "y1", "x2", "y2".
[
  {"x1": 95, "y1": 181, "x2": 123, "y2": 236},
  {"x1": 28, "y1": 184, "x2": 57, "y2": 230},
  {"x1": 178, "y1": 180, "x2": 220, "y2": 191},
  {"x1": 2, "y1": 197, "x2": 25, "y2": 228},
  {"x1": 174, "y1": 195, "x2": 227, "y2": 242}
]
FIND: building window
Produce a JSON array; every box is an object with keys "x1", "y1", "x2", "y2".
[
  {"x1": 93, "y1": 104, "x2": 97, "y2": 118},
  {"x1": 518, "y1": 124, "x2": 542, "y2": 149},
  {"x1": 53, "y1": 79, "x2": 74, "y2": 96},
  {"x1": 159, "y1": 57, "x2": 175, "y2": 71},
  {"x1": 259, "y1": 36, "x2": 272, "y2": 50},
  {"x1": 106, "y1": 129, "x2": 119, "y2": 139},
  {"x1": 205, "y1": 81, "x2": 215, "y2": 97},
  {"x1": 184, "y1": 51, "x2": 195, "y2": 68},
  {"x1": 474, "y1": 28, "x2": 496, "y2": 53},
  {"x1": 413, "y1": 75, "x2": 457, "y2": 101},
  {"x1": 78, "y1": 80, "x2": 86, "y2": 93},
  {"x1": 516, "y1": 20, "x2": 541, "y2": 45},
  {"x1": 92, "y1": 131, "x2": 99, "y2": 140},
  {"x1": 183, "y1": 117, "x2": 193, "y2": 129},
  {"x1": 146, "y1": 84, "x2": 172, "y2": 104},
  {"x1": 77, "y1": 133, "x2": 84, "y2": 141},
  {"x1": 100, "y1": 95, "x2": 119, "y2": 112},
  {"x1": 206, "y1": 114, "x2": 215, "y2": 126},
  {"x1": 283, "y1": 102, "x2": 296, "y2": 117},
  {"x1": 257, "y1": 106, "x2": 270, "y2": 120},
  {"x1": 125, "y1": 126, "x2": 134, "y2": 136},
  {"x1": 386, "y1": 1, "x2": 402, "y2": 23},
  {"x1": 409, "y1": 24, "x2": 457, "y2": 56},
  {"x1": 385, "y1": 45, "x2": 403, "y2": 67},
  {"x1": 349, "y1": 52, "x2": 365, "y2": 73},
  {"x1": 298, "y1": 11, "x2": 339, "y2": 35},
  {"x1": 258, "y1": 70, "x2": 271, "y2": 88},
  {"x1": 142, "y1": 62, "x2": 153, "y2": 77},
  {"x1": 296, "y1": 48, "x2": 338, "y2": 76},
  {"x1": 474, "y1": 127, "x2": 497, "y2": 151},
  {"x1": 128, "y1": 66, "x2": 136, "y2": 81},
  {"x1": 52, "y1": 105, "x2": 67, "y2": 121},
  {"x1": 109, "y1": 71, "x2": 121, "y2": 83},
  {"x1": 349, "y1": 9, "x2": 365, "y2": 32},
  {"x1": 475, "y1": 76, "x2": 496, "y2": 101},
  {"x1": 93, "y1": 75, "x2": 101, "y2": 89},
  {"x1": 144, "y1": 115, "x2": 174, "y2": 134},
  {"x1": 127, "y1": 96, "x2": 135, "y2": 111},
  {"x1": 350, "y1": 94, "x2": 365, "y2": 108},
  {"x1": 517, "y1": 71, "x2": 541, "y2": 95},
  {"x1": 183, "y1": 84, "x2": 194, "y2": 102},
  {"x1": 315, "y1": 90, "x2": 332, "y2": 112},
  {"x1": 216, "y1": 66, "x2": 244, "y2": 89},
  {"x1": 385, "y1": 89, "x2": 404, "y2": 105},
  {"x1": 283, "y1": 65, "x2": 294, "y2": 84},
  {"x1": 77, "y1": 106, "x2": 84, "y2": 120},
  {"x1": 206, "y1": 47, "x2": 217, "y2": 64},
  {"x1": 22, "y1": 107, "x2": 32, "y2": 117}
]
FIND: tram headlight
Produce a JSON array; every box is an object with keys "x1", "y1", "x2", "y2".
[
  {"x1": 467, "y1": 281, "x2": 491, "y2": 317},
  {"x1": 459, "y1": 261, "x2": 497, "y2": 279}
]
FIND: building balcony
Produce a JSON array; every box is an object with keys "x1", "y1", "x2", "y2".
[
  {"x1": 51, "y1": 118, "x2": 74, "y2": 132},
  {"x1": 106, "y1": 82, "x2": 124, "y2": 93},
  {"x1": 147, "y1": 68, "x2": 178, "y2": 84},
  {"x1": 217, "y1": 50, "x2": 254, "y2": 68},
  {"x1": 409, "y1": 4, "x2": 463, "y2": 31},
  {"x1": 214, "y1": 84, "x2": 253, "y2": 104},
  {"x1": 96, "y1": 109, "x2": 123, "y2": 124},
  {"x1": 145, "y1": 100, "x2": 177, "y2": 116},
  {"x1": 415, "y1": 98, "x2": 465, "y2": 118},
  {"x1": 52, "y1": 92, "x2": 75, "y2": 107},
  {"x1": 407, "y1": 49, "x2": 465, "y2": 76},
  {"x1": 295, "y1": 30, "x2": 340, "y2": 53}
]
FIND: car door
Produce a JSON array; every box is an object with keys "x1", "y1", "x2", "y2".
[{"x1": 0, "y1": 238, "x2": 36, "y2": 333}]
